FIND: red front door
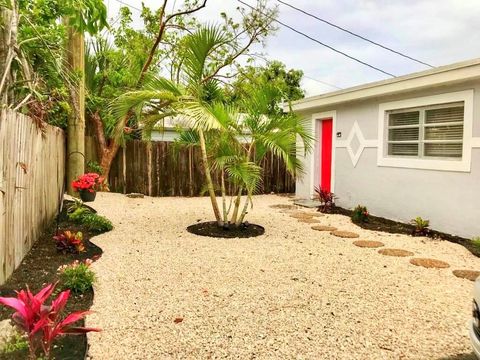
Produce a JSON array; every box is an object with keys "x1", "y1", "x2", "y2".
[{"x1": 320, "y1": 119, "x2": 333, "y2": 192}]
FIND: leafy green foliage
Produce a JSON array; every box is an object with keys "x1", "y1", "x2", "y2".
[
  {"x1": 227, "y1": 61, "x2": 305, "y2": 113},
  {"x1": 58, "y1": 261, "x2": 96, "y2": 294},
  {"x1": 68, "y1": 207, "x2": 113, "y2": 233},
  {"x1": 471, "y1": 237, "x2": 480, "y2": 250},
  {"x1": 351, "y1": 205, "x2": 369, "y2": 223},
  {"x1": 86, "y1": 160, "x2": 103, "y2": 174},
  {"x1": 411, "y1": 216, "x2": 430, "y2": 236}
]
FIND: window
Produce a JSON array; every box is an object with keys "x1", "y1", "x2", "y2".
[
  {"x1": 387, "y1": 103, "x2": 464, "y2": 159},
  {"x1": 377, "y1": 90, "x2": 473, "y2": 172}
]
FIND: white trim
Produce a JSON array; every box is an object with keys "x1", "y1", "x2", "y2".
[
  {"x1": 377, "y1": 90, "x2": 474, "y2": 172},
  {"x1": 336, "y1": 121, "x2": 378, "y2": 167},
  {"x1": 291, "y1": 58, "x2": 480, "y2": 112},
  {"x1": 310, "y1": 111, "x2": 336, "y2": 198},
  {"x1": 472, "y1": 138, "x2": 480, "y2": 148}
]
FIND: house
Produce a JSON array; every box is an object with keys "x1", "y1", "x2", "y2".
[{"x1": 291, "y1": 58, "x2": 480, "y2": 239}]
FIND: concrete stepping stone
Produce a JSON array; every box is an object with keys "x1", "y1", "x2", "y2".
[
  {"x1": 452, "y1": 270, "x2": 480, "y2": 281},
  {"x1": 353, "y1": 240, "x2": 384, "y2": 248},
  {"x1": 410, "y1": 258, "x2": 450, "y2": 269},
  {"x1": 297, "y1": 218, "x2": 321, "y2": 224},
  {"x1": 330, "y1": 230, "x2": 360, "y2": 238},
  {"x1": 378, "y1": 248, "x2": 414, "y2": 257},
  {"x1": 311, "y1": 225, "x2": 337, "y2": 232},
  {"x1": 270, "y1": 204, "x2": 296, "y2": 210},
  {"x1": 289, "y1": 212, "x2": 314, "y2": 219}
]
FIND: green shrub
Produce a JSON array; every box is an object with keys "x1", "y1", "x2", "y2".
[
  {"x1": 351, "y1": 205, "x2": 369, "y2": 223},
  {"x1": 58, "y1": 260, "x2": 96, "y2": 294},
  {"x1": 81, "y1": 212, "x2": 113, "y2": 233},
  {"x1": 68, "y1": 207, "x2": 90, "y2": 222},
  {"x1": 68, "y1": 207, "x2": 113, "y2": 233}
]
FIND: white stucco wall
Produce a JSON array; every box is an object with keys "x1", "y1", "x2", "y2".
[{"x1": 296, "y1": 80, "x2": 480, "y2": 238}]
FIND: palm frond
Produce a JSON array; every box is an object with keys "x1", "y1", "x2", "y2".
[
  {"x1": 181, "y1": 25, "x2": 230, "y2": 85},
  {"x1": 225, "y1": 161, "x2": 262, "y2": 194}
]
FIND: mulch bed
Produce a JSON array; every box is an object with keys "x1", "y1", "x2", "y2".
[
  {"x1": 332, "y1": 206, "x2": 480, "y2": 257},
  {"x1": 0, "y1": 200, "x2": 104, "y2": 360},
  {"x1": 187, "y1": 221, "x2": 265, "y2": 238}
]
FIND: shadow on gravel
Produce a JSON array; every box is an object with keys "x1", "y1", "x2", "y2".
[{"x1": 437, "y1": 352, "x2": 476, "y2": 360}]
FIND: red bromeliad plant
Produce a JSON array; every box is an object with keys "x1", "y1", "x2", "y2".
[
  {"x1": 71, "y1": 173, "x2": 103, "y2": 193},
  {"x1": 53, "y1": 230, "x2": 85, "y2": 253},
  {"x1": 314, "y1": 186, "x2": 336, "y2": 213},
  {"x1": 0, "y1": 283, "x2": 100, "y2": 359}
]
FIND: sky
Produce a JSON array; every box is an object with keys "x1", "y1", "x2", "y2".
[{"x1": 104, "y1": 0, "x2": 480, "y2": 96}]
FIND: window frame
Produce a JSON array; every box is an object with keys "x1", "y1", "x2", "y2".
[{"x1": 377, "y1": 90, "x2": 474, "y2": 172}]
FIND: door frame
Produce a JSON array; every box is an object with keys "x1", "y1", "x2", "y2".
[{"x1": 310, "y1": 111, "x2": 337, "y2": 198}]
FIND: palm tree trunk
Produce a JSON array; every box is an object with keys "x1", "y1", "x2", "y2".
[
  {"x1": 236, "y1": 192, "x2": 251, "y2": 226},
  {"x1": 230, "y1": 187, "x2": 242, "y2": 225},
  {"x1": 221, "y1": 169, "x2": 228, "y2": 225},
  {"x1": 198, "y1": 129, "x2": 222, "y2": 224}
]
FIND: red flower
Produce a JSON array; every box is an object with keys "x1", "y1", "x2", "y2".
[{"x1": 71, "y1": 173, "x2": 102, "y2": 193}]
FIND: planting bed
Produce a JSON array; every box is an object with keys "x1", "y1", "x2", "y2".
[
  {"x1": 0, "y1": 200, "x2": 104, "y2": 360},
  {"x1": 333, "y1": 207, "x2": 480, "y2": 257},
  {"x1": 187, "y1": 221, "x2": 265, "y2": 238}
]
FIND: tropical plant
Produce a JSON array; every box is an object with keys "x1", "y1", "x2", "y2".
[
  {"x1": 411, "y1": 216, "x2": 430, "y2": 236},
  {"x1": 351, "y1": 205, "x2": 369, "y2": 223},
  {"x1": 53, "y1": 230, "x2": 85, "y2": 253},
  {"x1": 58, "y1": 259, "x2": 96, "y2": 294},
  {"x1": 113, "y1": 19, "x2": 311, "y2": 228},
  {"x1": 68, "y1": 208, "x2": 113, "y2": 233},
  {"x1": 0, "y1": 283, "x2": 100, "y2": 359},
  {"x1": 315, "y1": 186, "x2": 336, "y2": 213}
]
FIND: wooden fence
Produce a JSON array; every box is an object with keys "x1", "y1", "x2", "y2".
[
  {"x1": 0, "y1": 110, "x2": 65, "y2": 284},
  {"x1": 89, "y1": 139, "x2": 295, "y2": 196}
]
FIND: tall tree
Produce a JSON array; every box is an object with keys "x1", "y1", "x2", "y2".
[
  {"x1": 0, "y1": 0, "x2": 18, "y2": 105},
  {"x1": 226, "y1": 60, "x2": 305, "y2": 112},
  {"x1": 88, "y1": 0, "x2": 208, "y2": 179}
]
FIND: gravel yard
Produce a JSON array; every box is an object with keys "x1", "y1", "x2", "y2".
[{"x1": 86, "y1": 192, "x2": 479, "y2": 359}]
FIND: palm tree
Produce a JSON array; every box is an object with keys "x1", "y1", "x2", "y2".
[{"x1": 113, "y1": 24, "x2": 312, "y2": 228}]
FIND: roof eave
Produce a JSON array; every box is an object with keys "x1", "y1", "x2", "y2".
[{"x1": 290, "y1": 58, "x2": 480, "y2": 113}]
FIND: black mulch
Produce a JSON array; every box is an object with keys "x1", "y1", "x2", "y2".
[
  {"x1": 332, "y1": 206, "x2": 480, "y2": 257},
  {"x1": 187, "y1": 221, "x2": 265, "y2": 238},
  {"x1": 0, "y1": 200, "x2": 105, "y2": 360}
]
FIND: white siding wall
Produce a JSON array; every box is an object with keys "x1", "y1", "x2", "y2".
[{"x1": 296, "y1": 81, "x2": 480, "y2": 238}]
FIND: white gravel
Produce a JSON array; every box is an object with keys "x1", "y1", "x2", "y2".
[{"x1": 86, "y1": 192, "x2": 479, "y2": 359}]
